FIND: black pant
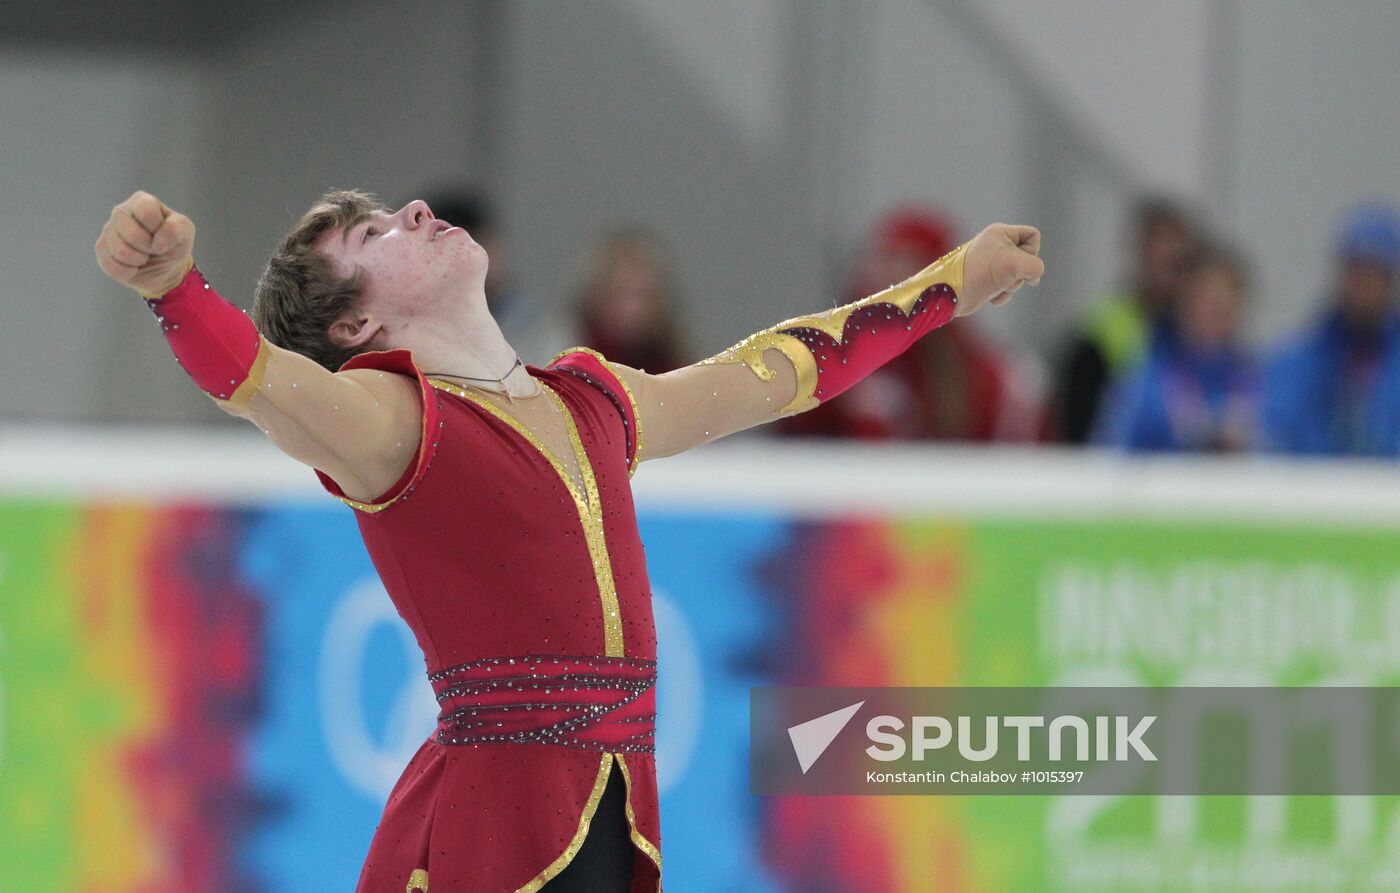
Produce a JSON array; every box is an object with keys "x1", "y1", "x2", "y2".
[{"x1": 542, "y1": 764, "x2": 635, "y2": 892}]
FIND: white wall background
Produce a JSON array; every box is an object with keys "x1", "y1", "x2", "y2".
[
  {"x1": 3, "y1": 0, "x2": 1399, "y2": 421},
  {"x1": 978, "y1": 0, "x2": 1213, "y2": 200},
  {"x1": 0, "y1": 49, "x2": 204, "y2": 421},
  {"x1": 1227, "y1": 0, "x2": 1400, "y2": 340}
]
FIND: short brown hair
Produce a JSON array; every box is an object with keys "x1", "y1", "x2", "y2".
[
  {"x1": 1133, "y1": 195, "x2": 1194, "y2": 245},
  {"x1": 251, "y1": 189, "x2": 386, "y2": 371},
  {"x1": 575, "y1": 226, "x2": 690, "y2": 369}
]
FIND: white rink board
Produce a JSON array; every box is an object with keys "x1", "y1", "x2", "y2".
[{"x1": 2, "y1": 422, "x2": 1400, "y2": 526}]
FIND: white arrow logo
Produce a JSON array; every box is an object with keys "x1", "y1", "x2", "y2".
[{"x1": 788, "y1": 701, "x2": 865, "y2": 774}]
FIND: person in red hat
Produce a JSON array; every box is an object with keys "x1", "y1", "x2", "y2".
[
  {"x1": 95, "y1": 189, "x2": 1043, "y2": 893},
  {"x1": 778, "y1": 204, "x2": 1046, "y2": 441}
]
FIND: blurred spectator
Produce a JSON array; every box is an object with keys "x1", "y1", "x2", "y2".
[
  {"x1": 1054, "y1": 196, "x2": 1197, "y2": 443},
  {"x1": 422, "y1": 189, "x2": 565, "y2": 365},
  {"x1": 572, "y1": 226, "x2": 689, "y2": 372},
  {"x1": 777, "y1": 205, "x2": 1046, "y2": 441},
  {"x1": 1095, "y1": 242, "x2": 1260, "y2": 452},
  {"x1": 1262, "y1": 202, "x2": 1400, "y2": 456}
]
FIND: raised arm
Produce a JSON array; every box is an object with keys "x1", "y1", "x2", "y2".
[
  {"x1": 95, "y1": 191, "x2": 420, "y2": 503},
  {"x1": 605, "y1": 224, "x2": 1044, "y2": 460}
]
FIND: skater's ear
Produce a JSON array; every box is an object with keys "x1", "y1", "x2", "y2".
[{"x1": 330, "y1": 311, "x2": 385, "y2": 351}]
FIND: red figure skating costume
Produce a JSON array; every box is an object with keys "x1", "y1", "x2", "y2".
[{"x1": 310, "y1": 346, "x2": 662, "y2": 893}]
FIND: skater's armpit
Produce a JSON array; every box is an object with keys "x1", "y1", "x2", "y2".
[
  {"x1": 607, "y1": 346, "x2": 800, "y2": 460},
  {"x1": 219, "y1": 339, "x2": 423, "y2": 502}
]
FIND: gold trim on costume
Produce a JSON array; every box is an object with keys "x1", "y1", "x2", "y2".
[
  {"x1": 693, "y1": 331, "x2": 819, "y2": 415},
  {"x1": 548, "y1": 345, "x2": 645, "y2": 475},
  {"x1": 211, "y1": 336, "x2": 272, "y2": 414},
  {"x1": 406, "y1": 868, "x2": 429, "y2": 892},
  {"x1": 515, "y1": 753, "x2": 615, "y2": 892},
  {"x1": 565, "y1": 390, "x2": 627, "y2": 657},
  {"x1": 695, "y1": 241, "x2": 968, "y2": 414},
  {"x1": 614, "y1": 753, "x2": 664, "y2": 878},
  {"x1": 432, "y1": 379, "x2": 591, "y2": 508},
  {"x1": 428, "y1": 379, "x2": 627, "y2": 658}
]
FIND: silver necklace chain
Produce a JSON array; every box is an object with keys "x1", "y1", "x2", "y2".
[{"x1": 425, "y1": 355, "x2": 543, "y2": 401}]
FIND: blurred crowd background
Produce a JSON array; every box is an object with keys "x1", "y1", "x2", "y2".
[
  {"x1": 7, "y1": 0, "x2": 1400, "y2": 463},
  {"x1": 368, "y1": 183, "x2": 1400, "y2": 457}
]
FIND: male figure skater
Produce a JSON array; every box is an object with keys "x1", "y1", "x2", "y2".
[{"x1": 95, "y1": 189, "x2": 1043, "y2": 892}]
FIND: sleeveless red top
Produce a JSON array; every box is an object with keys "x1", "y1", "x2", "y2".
[{"x1": 312, "y1": 346, "x2": 662, "y2": 893}]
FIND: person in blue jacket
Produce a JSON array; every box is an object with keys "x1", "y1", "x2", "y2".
[
  {"x1": 1262, "y1": 203, "x2": 1400, "y2": 456},
  {"x1": 1097, "y1": 242, "x2": 1260, "y2": 453}
]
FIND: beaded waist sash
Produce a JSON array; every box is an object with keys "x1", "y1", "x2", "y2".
[{"x1": 428, "y1": 654, "x2": 657, "y2": 753}]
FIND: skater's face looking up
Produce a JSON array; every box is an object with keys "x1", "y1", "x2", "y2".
[{"x1": 317, "y1": 199, "x2": 490, "y2": 350}]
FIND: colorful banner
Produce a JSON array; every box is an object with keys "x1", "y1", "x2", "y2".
[{"x1": 3, "y1": 496, "x2": 1399, "y2": 891}]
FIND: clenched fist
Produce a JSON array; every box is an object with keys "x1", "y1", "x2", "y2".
[
  {"x1": 95, "y1": 191, "x2": 196, "y2": 297},
  {"x1": 957, "y1": 223, "x2": 1044, "y2": 317}
]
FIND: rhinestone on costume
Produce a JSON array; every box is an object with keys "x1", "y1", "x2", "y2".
[{"x1": 429, "y1": 653, "x2": 658, "y2": 753}]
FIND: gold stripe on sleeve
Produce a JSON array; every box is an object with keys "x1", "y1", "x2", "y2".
[
  {"x1": 696, "y1": 242, "x2": 967, "y2": 414},
  {"x1": 212, "y1": 336, "x2": 272, "y2": 413}
]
